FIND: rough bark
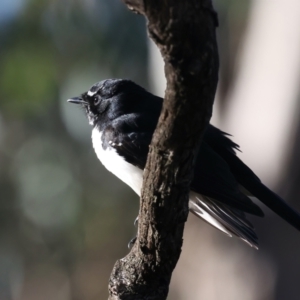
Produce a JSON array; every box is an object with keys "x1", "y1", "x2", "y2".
[{"x1": 108, "y1": 1, "x2": 219, "y2": 299}]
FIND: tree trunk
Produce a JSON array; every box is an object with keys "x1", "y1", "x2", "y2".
[{"x1": 108, "y1": 1, "x2": 219, "y2": 299}]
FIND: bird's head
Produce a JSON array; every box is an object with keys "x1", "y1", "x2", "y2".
[{"x1": 67, "y1": 78, "x2": 147, "y2": 127}]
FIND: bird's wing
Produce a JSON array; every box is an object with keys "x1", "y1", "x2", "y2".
[
  {"x1": 114, "y1": 131, "x2": 152, "y2": 169},
  {"x1": 205, "y1": 125, "x2": 300, "y2": 231},
  {"x1": 101, "y1": 113, "x2": 154, "y2": 169},
  {"x1": 191, "y1": 142, "x2": 264, "y2": 217}
]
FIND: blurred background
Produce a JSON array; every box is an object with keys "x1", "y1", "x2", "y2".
[{"x1": 0, "y1": 0, "x2": 300, "y2": 299}]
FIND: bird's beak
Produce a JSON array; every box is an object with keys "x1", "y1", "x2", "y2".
[{"x1": 67, "y1": 97, "x2": 88, "y2": 105}]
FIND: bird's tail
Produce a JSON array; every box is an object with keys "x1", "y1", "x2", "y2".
[
  {"x1": 223, "y1": 152, "x2": 300, "y2": 231},
  {"x1": 241, "y1": 172, "x2": 300, "y2": 231},
  {"x1": 205, "y1": 125, "x2": 300, "y2": 231}
]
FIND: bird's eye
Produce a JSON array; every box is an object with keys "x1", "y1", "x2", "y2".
[{"x1": 93, "y1": 96, "x2": 100, "y2": 105}]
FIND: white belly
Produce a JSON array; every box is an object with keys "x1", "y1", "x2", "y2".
[{"x1": 91, "y1": 128, "x2": 144, "y2": 195}]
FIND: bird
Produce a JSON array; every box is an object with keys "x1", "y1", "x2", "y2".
[{"x1": 68, "y1": 78, "x2": 300, "y2": 249}]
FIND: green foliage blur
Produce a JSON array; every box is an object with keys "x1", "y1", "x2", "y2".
[{"x1": 0, "y1": 1, "x2": 148, "y2": 299}]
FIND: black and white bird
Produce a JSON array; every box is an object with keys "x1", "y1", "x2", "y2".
[{"x1": 68, "y1": 78, "x2": 300, "y2": 249}]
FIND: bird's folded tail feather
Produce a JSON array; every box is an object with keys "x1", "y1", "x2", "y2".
[{"x1": 242, "y1": 179, "x2": 300, "y2": 231}]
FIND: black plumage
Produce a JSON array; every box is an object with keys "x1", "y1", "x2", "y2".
[{"x1": 68, "y1": 78, "x2": 300, "y2": 249}]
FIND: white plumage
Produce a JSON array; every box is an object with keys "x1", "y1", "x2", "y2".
[{"x1": 92, "y1": 128, "x2": 144, "y2": 195}]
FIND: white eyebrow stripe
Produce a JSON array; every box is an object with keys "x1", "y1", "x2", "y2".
[{"x1": 87, "y1": 90, "x2": 97, "y2": 96}]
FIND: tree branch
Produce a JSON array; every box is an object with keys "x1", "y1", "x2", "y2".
[{"x1": 108, "y1": 1, "x2": 219, "y2": 299}]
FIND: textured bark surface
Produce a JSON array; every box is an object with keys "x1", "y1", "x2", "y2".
[{"x1": 108, "y1": 1, "x2": 219, "y2": 299}]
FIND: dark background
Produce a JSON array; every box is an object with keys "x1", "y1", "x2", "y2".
[{"x1": 0, "y1": 0, "x2": 300, "y2": 299}]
